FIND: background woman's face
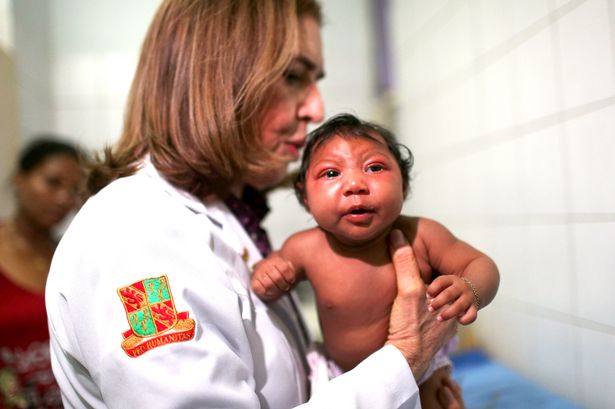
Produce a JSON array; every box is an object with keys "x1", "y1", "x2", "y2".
[
  {"x1": 15, "y1": 154, "x2": 83, "y2": 229},
  {"x1": 251, "y1": 16, "x2": 325, "y2": 189}
]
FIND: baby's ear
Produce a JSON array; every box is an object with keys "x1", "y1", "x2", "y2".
[
  {"x1": 402, "y1": 180, "x2": 410, "y2": 200},
  {"x1": 295, "y1": 181, "x2": 310, "y2": 211}
]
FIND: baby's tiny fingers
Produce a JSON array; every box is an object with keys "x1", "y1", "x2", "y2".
[
  {"x1": 437, "y1": 302, "x2": 466, "y2": 321},
  {"x1": 263, "y1": 269, "x2": 286, "y2": 292},
  {"x1": 277, "y1": 260, "x2": 297, "y2": 285},
  {"x1": 458, "y1": 306, "x2": 478, "y2": 325},
  {"x1": 429, "y1": 286, "x2": 460, "y2": 310}
]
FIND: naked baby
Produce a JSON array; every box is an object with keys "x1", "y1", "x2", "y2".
[{"x1": 251, "y1": 113, "x2": 500, "y2": 408}]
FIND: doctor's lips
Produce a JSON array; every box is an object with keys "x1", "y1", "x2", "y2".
[{"x1": 284, "y1": 139, "x2": 306, "y2": 159}]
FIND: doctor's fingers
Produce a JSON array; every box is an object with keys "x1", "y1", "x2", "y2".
[
  {"x1": 389, "y1": 229, "x2": 426, "y2": 302},
  {"x1": 420, "y1": 311, "x2": 458, "y2": 369},
  {"x1": 387, "y1": 229, "x2": 440, "y2": 376}
]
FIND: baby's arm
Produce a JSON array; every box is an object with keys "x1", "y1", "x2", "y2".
[
  {"x1": 412, "y1": 217, "x2": 500, "y2": 325},
  {"x1": 250, "y1": 233, "x2": 307, "y2": 302}
]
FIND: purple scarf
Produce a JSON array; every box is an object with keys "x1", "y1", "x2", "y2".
[{"x1": 224, "y1": 185, "x2": 272, "y2": 257}]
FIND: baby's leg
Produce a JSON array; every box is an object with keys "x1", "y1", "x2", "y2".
[{"x1": 419, "y1": 366, "x2": 453, "y2": 409}]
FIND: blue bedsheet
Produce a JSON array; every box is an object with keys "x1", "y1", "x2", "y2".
[{"x1": 451, "y1": 349, "x2": 584, "y2": 409}]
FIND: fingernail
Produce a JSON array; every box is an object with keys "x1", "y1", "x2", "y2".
[
  {"x1": 428, "y1": 306, "x2": 434, "y2": 312},
  {"x1": 437, "y1": 315, "x2": 443, "y2": 321}
]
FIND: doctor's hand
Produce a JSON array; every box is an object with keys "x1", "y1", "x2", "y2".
[{"x1": 386, "y1": 229, "x2": 457, "y2": 381}]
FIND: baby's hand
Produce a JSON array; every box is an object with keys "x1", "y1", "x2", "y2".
[
  {"x1": 426, "y1": 275, "x2": 478, "y2": 325},
  {"x1": 250, "y1": 252, "x2": 296, "y2": 302}
]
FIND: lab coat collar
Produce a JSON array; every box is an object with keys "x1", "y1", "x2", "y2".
[
  {"x1": 138, "y1": 156, "x2": 221, "y2": 226},
  {"x1": 137, "y1": 157, "x2": 259, "y2": 264}
]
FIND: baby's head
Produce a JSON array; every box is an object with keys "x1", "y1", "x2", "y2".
[{"x1": 294, "y1": 113, "x2": 413, "y2": 208}]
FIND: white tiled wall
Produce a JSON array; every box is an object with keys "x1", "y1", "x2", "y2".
[
  {"x1": 11, "y1": 0, "x2": 159, "y2": 149},
  {"x1": 390, "y1": 1, "x2": 615, "y2": 407},
  {"x1": 12, "y1": 0, "x2": 53, "y2": 142},
  {"x1": 580, "y1": 327, "x2": 615, "y2": 408},
  {"x1": 47, "y1": 0, "x2": 161, "y2": 150},
  {"x1": 52, "y1": 53, "x2": 138, "y2": 150}
]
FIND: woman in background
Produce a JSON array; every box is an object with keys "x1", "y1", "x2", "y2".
[{"x1": 0, "y1": 137, "x2": 83, "y2": 408}]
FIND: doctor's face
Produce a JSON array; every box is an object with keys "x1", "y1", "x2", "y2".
[
  {"x1": 247, "y1": 16, "x2": 325, "y2": 189},
  {"x1": 303, "y1": 134, "x2": 405, "y2": 246}
]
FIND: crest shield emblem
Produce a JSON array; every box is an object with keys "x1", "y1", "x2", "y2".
[{"x1": 117, "y1": 275, "x2": 195, "y2": 357}]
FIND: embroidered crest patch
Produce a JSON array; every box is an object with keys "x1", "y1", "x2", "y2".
[{"x1": 117, "y1": 275, "x2": 195, "y2": 357}]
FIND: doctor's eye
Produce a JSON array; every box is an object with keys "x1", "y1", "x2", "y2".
[
  {"x1": 284, "y1": 68, "x2": 309, "y2": 87},
  {"x1": 284, "y1": 71, "x2": 301, "y2": 84}
]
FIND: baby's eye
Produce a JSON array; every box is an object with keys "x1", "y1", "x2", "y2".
[
  {"x1": 323, "y1": 170, "x2": 340, "y2": 179},
  {"x1": 366, "y1": 164, "x2": 385, "y2": 173}
]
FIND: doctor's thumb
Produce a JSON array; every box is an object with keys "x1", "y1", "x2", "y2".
[{"x1": 388, "y1": 229, "x2": 423, "y2": 291}]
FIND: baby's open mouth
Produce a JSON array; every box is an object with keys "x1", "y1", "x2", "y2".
[{"x1": 347, "y1": 206, "x2": 373, "y2": 215}]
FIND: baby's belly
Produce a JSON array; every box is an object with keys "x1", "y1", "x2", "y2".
[
  {"x1": 316, "y1": 299, "x2": 393, "y2": 372},
  {"x1": 309, "y1": 262, "x2": 398, "y2": 372}
]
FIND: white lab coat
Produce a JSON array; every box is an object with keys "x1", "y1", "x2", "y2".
[{"x1": 46, "y1": 159, "x2": 420, "y2": 408}]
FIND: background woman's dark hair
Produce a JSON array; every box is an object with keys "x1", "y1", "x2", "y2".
[
  {"x1": 294, "y1": 113, "x2": 414, "y2": 206},
  {"x1": 18, "y1": 136, "x2": 82, "y2": 173}
]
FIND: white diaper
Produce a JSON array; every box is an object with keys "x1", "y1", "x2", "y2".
[{"x1": 306, "y1": 336, "x2": 458, "y2": 395}]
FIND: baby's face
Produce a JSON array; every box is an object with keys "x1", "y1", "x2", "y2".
[{"x1": 303, "y1": 134, "x2": 404, "y2": 245}]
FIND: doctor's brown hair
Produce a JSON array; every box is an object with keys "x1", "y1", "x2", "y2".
[{"x1": 88, "y1": 0, "x2": 322, "y2": 198}]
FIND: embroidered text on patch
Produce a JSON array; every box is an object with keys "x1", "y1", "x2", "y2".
[{"x1": 117, "y1": 275, "x2": 195, "y2": 357}]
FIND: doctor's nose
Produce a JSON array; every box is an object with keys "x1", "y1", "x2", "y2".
[{"x1": 298, "y1": 83, "x2": 325, "y2": 124}]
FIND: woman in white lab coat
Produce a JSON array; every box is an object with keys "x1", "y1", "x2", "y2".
[{"x1": 45, "y1": 0, "x2": 461, "y2": 407}]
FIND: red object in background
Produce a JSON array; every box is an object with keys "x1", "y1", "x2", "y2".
[{"x1": 0, "y1": 271, "x2": 62, "y2": 408}]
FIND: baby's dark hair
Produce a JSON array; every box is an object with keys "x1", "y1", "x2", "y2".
[
  {"x1": 294, "y1": 113, "x2": 413, "y2": 206},
  {"x1": 18, "y1": 136, "x2": 82, "y2": 173}
]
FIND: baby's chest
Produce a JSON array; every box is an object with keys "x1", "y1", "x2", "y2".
[{"x1": 308, "y1": 261, "x2": 398, "y2": 313}]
